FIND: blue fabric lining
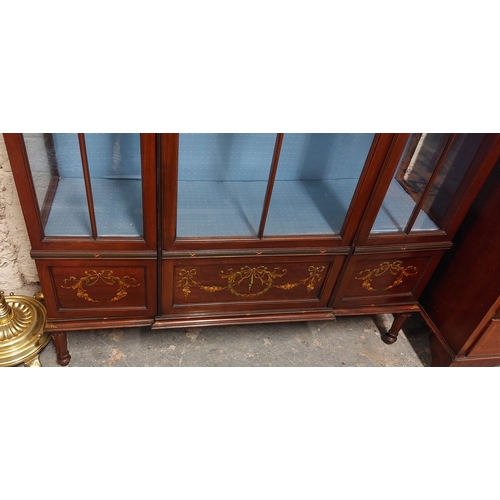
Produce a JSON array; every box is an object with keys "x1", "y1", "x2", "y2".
[
  {"x1": 40, "y1": 133, "x2": 438, "y2": 238},
  {"x1": 41, "y1": 134, "x2": 143, "y2": 237},
  {"x1": 44, "y1": 178, "x2": 143, "y2": 237},
  {"x1": 52, "y1": 133, "x2": 141, "y2": 179},
  {"x1": 177, "y1": 179, "x2": 439, "y2": 237},
  {"x1": 178, "y1": 179, "x2": 360, "y2": 237},
  {"x1": 372, "y1": 180, "x2": 438, "y2": 233},
  {"x1": 177, "y1": 133, "x2": 376, "y2": 236}
]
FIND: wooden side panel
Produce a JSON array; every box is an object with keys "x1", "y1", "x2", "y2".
[
  {"x1": 332, "y1": 249, "x2": 445, "y2": 308},
  {"x1": 36, "y1": 258, "x2": 157, "y2": 319},
  {"x1": 421, "y1": 161, "x2": 500, "y2": 355},
  {"x1": 161, "y1": 255, "x2": 345, "y2": 315},
  {"x1": 467, "y1": 316, "x2": 500, "y2": 357}
]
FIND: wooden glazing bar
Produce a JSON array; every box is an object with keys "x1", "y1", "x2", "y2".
[
  {"x1": 78, "y1": 133, "x2": 98, "y2": 240},
  {"x1": 161, "y1": 134, "x2": 179, "y2": 250},
  {"x1": 404, "y1": 133, "x2": 457, "y2": 234},
  {"x1": 43, "y1": 133, "x2": 61, "y2": 177},
  {"x1": 138, "y1": 133, "x2": 157, "y2": 249},
  {"x1": 258, "y1": 133, "x2": 284, "y2": 239},
  {"x1": 38, "y1": 134, "x2": 60, "y2": 228}
]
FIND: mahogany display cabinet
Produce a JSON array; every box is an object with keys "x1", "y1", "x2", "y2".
[{"x1": 4, "y1": 133, "x2": 500, "y2": 365}]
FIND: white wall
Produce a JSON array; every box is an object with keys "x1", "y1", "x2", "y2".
[{"x1": 0, "y1": 134, "x2": 40, "y2": 296}]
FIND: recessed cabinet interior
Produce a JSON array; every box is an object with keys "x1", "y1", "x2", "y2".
[{"x1": 5, "y1": 132, "x2": 500, "y2": 365}]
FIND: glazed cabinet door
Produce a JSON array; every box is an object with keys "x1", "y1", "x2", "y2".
[
  {"x1": 5, "y1": 133, "x2": 158, "y2": 327},
  {"x1": 157, "y1": 134, "x2": 393, "y2": 326},
  {"x1": 354, "y1": 133, "x2": 500, "y2": 246},
  {"x1": 4, "y1": 133, "x2": 157, "y2": 252},
  {"x1": 160, "y1": 133, "x2": 397, "y2": 250},
  {"x1": 156, "y1": 133, "x2": 398, "y2": 324},
  {"x1": 330, "y1": 133, "x2": 500, "y2": 312}
]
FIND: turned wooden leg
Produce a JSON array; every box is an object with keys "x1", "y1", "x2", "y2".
[
  {"x1": 382, "y1": 313, "x2": 412, "y2": 345},
  {"x1": 52, "y1": 332, "x2": 71, "y2": 366}
]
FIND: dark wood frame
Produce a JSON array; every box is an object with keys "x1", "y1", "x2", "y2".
[
  {"x1": 354, "y1": 133, "x2": 500, "y2": 247},
  {"x1": 5, "y1": 132, "x2": 500, "y2": 366},
  {"x1": 5, "y1": 133, "x2": 158, "y2": 253},
  {"x1": 39, "y1": 133, "x2": 60, "y2": 228},
  {"x1": 160, "y1": 133, "x2": 398, "y2": 251}
]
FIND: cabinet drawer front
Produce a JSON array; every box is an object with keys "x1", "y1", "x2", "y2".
[
  {"x1": 37, "y1": 259, "x2": 157, "y2": 319},
  {"x1": 162, "y1": 255, "x2": 344, "y2": 314},
  {"x1": 332, "y1": 250, "x2": 445, "y2": 308}
]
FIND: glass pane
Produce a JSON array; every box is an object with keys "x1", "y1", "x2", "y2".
[
  {"x1": 264, "y1": 133, "x2": 375, "y2": 235},
  {"x1": 23, "y1": 133, "x2": 92, "y2": 237},
  {"x1": 177, "y1": 133, "x2": 275, "y2": 237},
  {"x1": 371, "y1": 133, "x2": 486, "y2": 235},
  {"x1": 397, "y1": 133, "x2": 451, "y2": 201},
  {"x1": 371, "y1": 133, "x2": 450, "y2": 234},
  {"x1": 86, "y1": 133, "x2": 143, "y2": 237},
  {"x1": 412, "y1": 133, "x2": 485, "y2": 232}
]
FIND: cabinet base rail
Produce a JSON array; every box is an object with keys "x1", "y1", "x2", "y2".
[{"x1": 44, "y1": 304, "x2": 430, "y2": 366}]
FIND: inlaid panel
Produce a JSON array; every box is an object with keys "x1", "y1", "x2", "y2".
[
  {"x1": 36, "y1": 258, "x2": 157, "y2": 319},
  {"x1": 161, "y1": 254, "x2": 345, "y2": 314},
  {"x1": 332, "y1": 249, "x2": 446, "y2": 308}
]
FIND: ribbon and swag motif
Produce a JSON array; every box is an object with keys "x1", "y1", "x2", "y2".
[
  {"x1": 178, "y1": 265, "x2": 326, "y2": 299},
  {"x1": 61, "y1": 269, "x2": 140, "y2": 303},
  {"x1": 355, "y1": 261, "x2": 418, "y2": 292}
]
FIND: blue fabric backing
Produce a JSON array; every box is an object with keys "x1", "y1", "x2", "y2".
[
  {"x1": 33, "y1": 133, "x2": 438, "y2": 238},
  {"x1": 52, "y1": 133, "x2": 141, "y2": 179},
  {"x1": 40, "y1": 134, "x2": 143, "y2": 237},
  {"x1": 177, "y1": 178, "x2": 438, "y2": 237},
  {"x1": 45, "y1": 178, "x2": 143, "y2": 236},
  {"x1": 177, "y1": 133, "x2": 376, "y2": 236}
]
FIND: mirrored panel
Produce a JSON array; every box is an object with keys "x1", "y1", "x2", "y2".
[
  {"x1": 177, "y1": 133, "x2": 276, "y2": 237},
  {"x1": 86, "y1": 133, "x2": 143, "y2": 237},
  {"x1": 23, "y1": 133, "x2": 92, "y2": 237},
  {"x1": 264, "y1": 133, "x2": 375, "y2": 235}
]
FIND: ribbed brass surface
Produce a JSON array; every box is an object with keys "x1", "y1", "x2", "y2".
[{"x1": 0, "y1": 291, "x2": 51, "y2": 367}]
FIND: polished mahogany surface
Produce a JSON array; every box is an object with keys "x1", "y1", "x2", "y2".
[{"x1": 5, "y1": 133, "x2": 500, "y2": 365}]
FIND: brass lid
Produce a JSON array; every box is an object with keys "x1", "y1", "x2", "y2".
[{"x1": 0, "y1": 291, "x2": 51, "y2": 367}]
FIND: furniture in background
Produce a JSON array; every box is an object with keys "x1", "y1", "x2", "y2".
[
  {"x1": 420, "y1": 160, "x2": 500, "y2": 366},
  {"x1": 4, "y1": 133, "x2": 499, "y2": 365}
]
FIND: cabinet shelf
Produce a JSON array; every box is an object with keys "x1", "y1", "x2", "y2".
[
  {"x1": 265, "y1": 178, "x2": 358, "y2": 236},
  {"x1": 177, "y1": 180, "x2": 266, "y2": 237},
  {"x1": 177, "y1": 178, "x2": 361, "y2": 237}
]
